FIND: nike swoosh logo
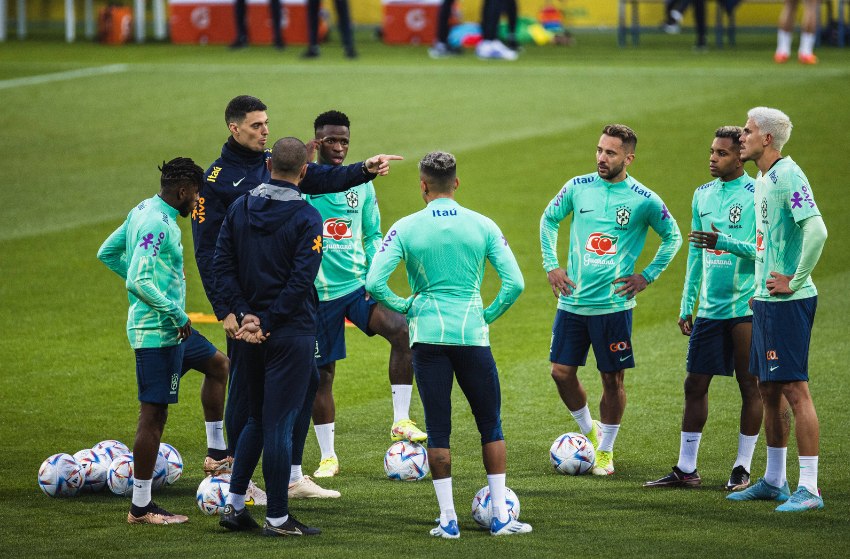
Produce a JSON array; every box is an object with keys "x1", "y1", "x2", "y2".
[
  {"x1": 700, "y1": 212, "x2": 712, "y2": 217},
  {"x1": 620, "y1": 355, "x2": 632, "y2": 361},
  {"x1": 580, "y1": 208, "x2": 594, "y2": 213},
  {"x1": 686, "y1": 439, "x2": 697, "y2": 443},
  {"x1": 770, "y1": 365, "x2": 779, "y2": 371},
  {"x1": 233, "y1": 178, "x2": 245, "y2": 187}
]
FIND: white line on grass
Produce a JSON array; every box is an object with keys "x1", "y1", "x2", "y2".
[{"x1": 0, "y1": 64, "x2": 129, "y2": 91}]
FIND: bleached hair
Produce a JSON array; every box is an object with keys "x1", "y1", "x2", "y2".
[{"x1": 747, "y1": 107, "x2": 793, "y2": 151}]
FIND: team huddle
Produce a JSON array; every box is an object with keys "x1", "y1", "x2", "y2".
[{"x1": 97, "y1": 98, "x2": 827, "y2": 537}]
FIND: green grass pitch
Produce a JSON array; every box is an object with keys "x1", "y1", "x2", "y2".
[{"x1": 1, "y1": 30, "x2": 848, "y2": 558}]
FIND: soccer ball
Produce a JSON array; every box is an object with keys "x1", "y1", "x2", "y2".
[
  {"x1": 196, "y1": 474, "x2": 231, "y2": 515},
  {"x1": 158, "y1": 443, "x2": 183, "y2": 485},
  {"x1": 383, "y1": 441, "x2": 429, "y2": 481},
  {"x1": 92, "y1": 439, "x2": 130, "y2": 462},
  {"x1": 107, "y1": 453, "x2": 135, "y2": 496},
  {"x1": 471, "y1": 486, "x2": 520, "y2": 528},
  {"x1": 550, "y1": 432, "x2": 595, "y2": 475},
  {"x1": 38, "y1": 453, "x2": 85, "y2": 497},
  {"x1": 151, "y1": 452, "x2": 169, "y2": 491},
  {"x1": 73, "y1": 449, "x2": 109, "y2": 492}
]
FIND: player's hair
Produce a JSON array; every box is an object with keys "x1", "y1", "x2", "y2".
[
  {"x1": 715, "y1": 125, "x2": 743, "y2": 146},
  {"x1": 602, "y1": 124, "x2": 637, "y2": 153},
  {"x1": 225, "y1": 95, "x2": 267, "y2": 125},
  {"x1": 159, "y1": 157, "x2": 204, "y2": 194},
  {"x1": 419, "y1": 151, "x2": 456, "y2": 192},
  {"x1": 270, "y1": 137, "x2": 308, "y2": 177},
  {"x1": 314, "y1": 110, "x2": 351, "y2": 131},
  {"x1": 747, "y1": 107, "x2": 793, "y2": 151}
]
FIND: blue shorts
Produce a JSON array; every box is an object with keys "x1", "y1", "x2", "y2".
[
  {"x1": 180, "y1": 328, "x2": 218, "y2": 375},
  {"x1": 751, "y1": 297, "x2": 817, "y2": 383},
  {"x1": 549, "y1": 309, "x2": 634, "y2": 372},
  {"x1": 135, "y1": 344, "x2": 185, "y2": 405},
  {"x1": 315, "y1": 286, "x2": 376, "y2": 368},
  {"x1": 412, "y1": 344, "x2": 503, "y2": 449},
  {"x1": 686, "y1": 316, "x2": 752, "y2": 376}
]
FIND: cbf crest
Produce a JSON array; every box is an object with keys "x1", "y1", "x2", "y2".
[
  {"x1": 729, "y1": 204, "x2": 742, "y2": 224},
  {"x1": 615, "y1": 206, "x2": 631, "y2": 229},
  {"x1": 760, "y1": 198, "x2": 768, "y2": 220},
  {"x1": 345, "y1": 190, "x2": 359, "y2": 209}
]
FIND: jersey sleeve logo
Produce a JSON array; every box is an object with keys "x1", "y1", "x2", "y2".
[
  {"x1": 140, "y1": 233, "x2": 155, "y2": 249},
  {"x1": 312, "y1": 235, "x2": 323, "y2": 253},
  {"x1": 323, "y1": 218, "x2": 352, "y2": 240},
  {"x1": 585, "y1": 232, "x2": 618, "y2": 255},
  {"x1": 207, "y1": 166, "x2": 222, "y2": 183},
  {"x1": 661, "y1": 205, "x2": 671, "y2": 220},
  {"x1": 192, "y1": 196, "x2": 206, "y2": 223},
  {"x1": 379, "y1": 229, "x2": 398, "y2": 253}
]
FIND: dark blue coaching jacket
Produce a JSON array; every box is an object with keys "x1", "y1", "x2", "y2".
[
  {"x1": 213, "y1": 180, "x2": 323, "y2": 337},
  {"x1": 194, "y1": 137, "x2": 376, "y2": 319}
]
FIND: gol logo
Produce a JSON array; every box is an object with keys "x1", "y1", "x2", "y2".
[
  {"x1": 323, "y1": 218, "x2": 353, "y2": 240},
  {"x1": 756, "y1": 229, "x2": 764, "y2": 252},
  {"x1": 766, "y1": 350, "x2": 778, "y2": 361},
  {"x1": 609, "y1": 341, "x2": 631, "y2": 352},
  {"x1": 405, "y1": 8, "x2": 427, "y2": 32},
  {"x1": 585, "y1": 232, "x2": 618, "y2": 256}
]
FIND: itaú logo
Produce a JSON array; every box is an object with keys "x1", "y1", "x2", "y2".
[
  {"x1": 323, "y1": 218, "x2": 353, "y2": 240},
  {"x1": 585, "y1": 232, "x2": 618, "y2": 256}
]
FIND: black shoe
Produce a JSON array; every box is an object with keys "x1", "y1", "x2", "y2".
[
  {"x1": 344, "y1": 46, "x2": 358, "y2": 59},
  {"x1": 273, "y1": 37, "x2": 285, "y2": 50},
  {"x1": 263, "y1": 516, "x2": 321, "y2": 537},
  {"x1": 301, "y1": 46, "x2": 320, "y2": 59},
  {"x1": 220, "y1": 504, "x2": 259, "y2": 531},
  {"x1": 644, "y1": 466, "x2": 701, "y2": 488},
  {"x1": 725, "y1": 465, "x2": 751, "y2": 491}
]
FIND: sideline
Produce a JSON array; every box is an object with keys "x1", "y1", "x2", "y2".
[{"x1": 0, "y1": 64, "x2": 128, "y2": 90}]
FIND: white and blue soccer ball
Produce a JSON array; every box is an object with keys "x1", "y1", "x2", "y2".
[
  {"x1": 471, "y1": 486, "x2": 520, "y2": 528},
  {"x1": 38, "y1": 453, "x2": 85, "y2": 497},
  {"x1": 158, "y1": 443, "x2": 183, "y2": 486},
  {"x1": 151, "y1": 452, "x2": 169, "y2": 491},
  {"x1": 92, "y1": 439, "x2": 130, "y2": 462},
  {"x1": 196, "y1": 474, "x2": 231, "y2": 515},
  {"x1": 550, "y1": 432, "x2": 595, "y2": 475},
  {"x1": 73, "y1": 449, "x2": 110, "y2": 493},
  {"x1": 383, "y1": 441, "x2": 429, "y2": 481},
  {"x1": 107, "y1": 453, "x2": 135, "y2": 496}
]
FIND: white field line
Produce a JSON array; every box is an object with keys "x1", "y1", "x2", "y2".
[{"x1": 0, "y1": 64, "x2": 128, "y2": 91}]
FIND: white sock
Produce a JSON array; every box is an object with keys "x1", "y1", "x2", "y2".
[
  {"x1": 266, "y1": 514, "x2": 289, "y2": 527},
  {"x1": 734, "y1": 433, "x2": 759, "y2": 472},
  {"x1": 227, "y1": 491, "x2": 246, "y2": 510},
  {"x1": 798, "y1": 456, "x2": 819, "y2": 495},
  {"x1": 598, "y1": 423, "x2": 620, "y2": 453},
  {"x1": 289, "y1": 465, "x2": 303, "y2": 485},
  {"x1": 314, "y1": 422, "x2": 336, "y2": 460},
  {"x1": 764, "y1": 446, "x2": 788, "y2": 488},
  {"x1": 205, "y1": 420, "x2": 226, "y2": 450},
  {"x1": 677, "y1": 432, "x2": 702, "y2": 474},
  {"x1": 799, "y1": 32, "x2": 816, "y2": 56},
  {"x1": 432, "y1": 477, "x2": 457, "y2": 523},
  {"x1": 391, "y1": 384, "x2": 413, "y2": 423},
  {"x1": 777, "y1": 29, "x2": 793, "y2": 55},
  {"x1": 487, "y1": 473, "x2": 508, "y2": 523},
  {"x1": 131, "y1": 478, "x2": 152, "y2": 508},
  {"x1": 570, "y1": 405, "x2": 594, "y2": 436}
]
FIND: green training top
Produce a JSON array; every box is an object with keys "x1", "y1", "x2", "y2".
[
  {"x1": 365, "y1": 198, "x2": 524, "y2": 347},
  {"x1": 540, "y1": 172, "x2": 682, "y2": 316},
  {"x1": 680, "y1": 173, "x2": 756, "y2": 320},
  {"x1": 304, "y1": 182, "x2": 381, "y2": 302},
  {"x1": 97, "y1": 195, "x2": 189, "y2": 349}
]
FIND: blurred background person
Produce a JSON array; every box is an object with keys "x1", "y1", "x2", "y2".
[
  {"x1": 775, "y1": 0, "x2": 820, "y2": 64},
  {"x1": 303, "y1": 0, "x2": 357, "y2": 59},
  {"x1": 231, "y1": 0, "x2": 284, "y2": 49}
]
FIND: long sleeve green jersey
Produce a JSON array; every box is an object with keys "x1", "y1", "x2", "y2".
[
  {"x1": 365, "y1": 198, "x2": 524, "y2": 347},
  {"x1": 680, "y1": 173, "x2": 756, "y2": 320},
  {"x1": 304, "y1": 182, "x2": 381, "y2": 302},
  {"x1": 540, "y1": 172, "x2": 682, "y2": 316},
  {"x1": 97, "y1": 195, "x2": 189, "y2": 349}
]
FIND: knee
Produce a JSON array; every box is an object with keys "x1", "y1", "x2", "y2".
[
  {"x1": 550, "y1": 364, "x2": 575, "y2": 386},
  {"x1": 211, "y1": 352, "x2": 230, "y2": 382},
  {"x1": 600, "y1": 372, "x2": 624, "y2": 392},
  {"x1": 683, "y1": 376, "x2": 708, "y2": 400},
  {"x1": 318, "y1": 367, "x2": 335, "y2": 389},
  {"x1": 389, "y1": 323, "x2": 410, "y2": 351}
]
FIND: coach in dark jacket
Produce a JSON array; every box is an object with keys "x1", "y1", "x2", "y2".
[{"x1": 213, "y1": 137, "x2": 324, "y2": 537}]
